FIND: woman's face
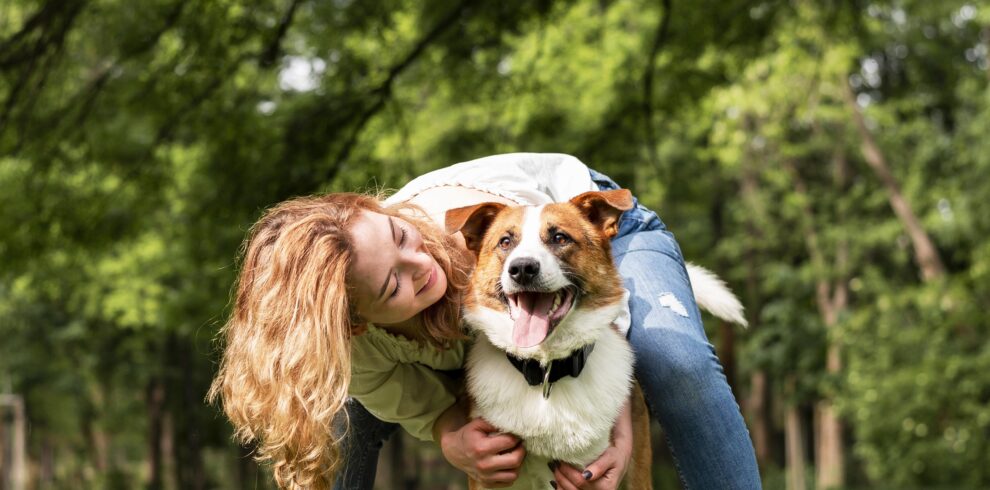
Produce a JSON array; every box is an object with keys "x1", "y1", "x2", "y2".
[{"x1": 348, "y1": 210, "x2": 448, "y2": 326}]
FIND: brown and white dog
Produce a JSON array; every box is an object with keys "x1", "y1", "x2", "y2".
[{"x1": 446, "y1": 190, "x2": 746, "y2": 490}]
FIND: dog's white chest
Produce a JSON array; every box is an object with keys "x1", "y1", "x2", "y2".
[{"x1": 466, "y1": 329, "x2": 634, "y2": 487}]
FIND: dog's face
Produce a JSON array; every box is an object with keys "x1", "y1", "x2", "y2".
[{"x1": 446, "y1": 190, "x2": 633, "y2": 360}]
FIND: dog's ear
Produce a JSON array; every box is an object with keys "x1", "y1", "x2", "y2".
[
  {"x1": 445, "y1": 202, "x2": 506, "y2": 255},
  {"x1": 569, "y1": 189, "x2": 634, "y2": 239}
]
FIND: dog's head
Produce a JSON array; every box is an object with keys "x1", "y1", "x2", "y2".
[{"x1": 446, "y1": 190, "x2": 633, "y2": 360}]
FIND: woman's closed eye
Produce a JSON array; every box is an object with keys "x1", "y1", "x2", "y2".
[
  {"x1": 388, "y1": 226, "x2": 408, "y2": 299},
  {"x1": 389, "y1": 274, "x2": 400, "y2": 299}
]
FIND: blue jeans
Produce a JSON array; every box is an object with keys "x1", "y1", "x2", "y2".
[
  {"x1": 590, "y1": 169, "x2": 762, "y2": 489},
  {"x1": 336, "y1": 170, "x2": 762, "y2": 489},
  {"x1": 333, "y1": 399, "x2": 398, "y2": 489}
]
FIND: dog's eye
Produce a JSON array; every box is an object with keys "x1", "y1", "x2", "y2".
[
  {"x1": 499, "y1": 236, "x2": 512, "y2": 250},
  {"x1": 552, "y1": 232, "x2": 571, "y2": 245}
]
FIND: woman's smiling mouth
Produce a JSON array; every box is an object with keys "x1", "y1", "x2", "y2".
[{"x1": 416, "y1": 264, "x2": 437, "y2": 295}]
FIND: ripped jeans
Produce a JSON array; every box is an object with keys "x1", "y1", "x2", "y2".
[
  {"x1": 335, "y1": 170, "x2": 762, "y2": 489},
  {"x1": 591, "y1": 169, "x2": 762, "y2": 489}
]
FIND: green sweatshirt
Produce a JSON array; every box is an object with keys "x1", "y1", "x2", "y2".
[{"x1": 348, "y1": 324, "x2": 465, "y2": 441}]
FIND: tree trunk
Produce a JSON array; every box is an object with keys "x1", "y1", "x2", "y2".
[
  {"x1": 173, "y1": 335, "x2": 206, "y2": 490},
  {"x1": 718, "y1": 321, "x2": 738, "y2": 403},
  {"x1": 14, "y1": 396, "x2": 27, "y2": 490},
  {"x1": 814, "y1": 250, "x2": 847, "y2": 490},
  {"x1": 815, "y1": 392, "x2": 844, "y2": 489},
  {"x1": 83, "y1": 409, "x2": 109, "y2": 475},
  {"x1": 0, "y1": 394, "x2": 28, "y2": 490},
  {"x1": 747, "y1": 371, "x2": 772, "y2": 466},
  {"x1": 162, "y1": 410, "x2": 176, "y2": 490},
  {"x1": 841, "y1": 75, "x2": 946, "y2": 281},
  {"x1": 711, "y1": 172, "x2": 739, "y2": 403},
  {"x1": 0, "y1": 409, "x2": 6, "y2": 489},
  {"x1": 784, "y1": 380, "x2": 806, "y2": 490},
  {"x1": 147, "y1": 378, "x2": 166, "y2": 490},
  {"x1": 784, "y1": 150, "x2": 849, "y2": 488},
  {"x1": 815, "y1": 320, "x2": 845, "y2": 488},
  {"x1": 41, "y1": 435, "x2": 55, "y2": 488},
  {"x1": 739, "y1": 116, "x2": 771, "y2": 469}
]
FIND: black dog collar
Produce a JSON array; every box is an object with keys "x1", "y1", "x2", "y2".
[{"x1": 506, "y1": 343, "x2": 596, "y2": 398}]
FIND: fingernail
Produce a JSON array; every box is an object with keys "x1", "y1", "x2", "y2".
[
  {"x1": 547, "y1": 461, "x2": 559, "y2": 471},
  {"x1": 549, "y1": 481, "x2": 558, "y2": 489},
  {"x1": 583, "y1": 469, "x2": 593, "y2": 480}
]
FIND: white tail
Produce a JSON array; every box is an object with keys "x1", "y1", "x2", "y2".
[{"x1": 686, "y1": 264, "x2": 748, "y2": 327}]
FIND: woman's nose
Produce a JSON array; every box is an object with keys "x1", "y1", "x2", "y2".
[{"x1": 401, "y1": 246, "x2": 431, "y2": 275}]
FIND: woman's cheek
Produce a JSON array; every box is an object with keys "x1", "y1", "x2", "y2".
[{"x1": 433, "y1": 272, "x2": 448, "y2": 302}]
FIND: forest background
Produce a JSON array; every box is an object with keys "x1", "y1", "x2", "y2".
[{"x1": 1, "y1": 0, "x2": 988, "y2": 489}]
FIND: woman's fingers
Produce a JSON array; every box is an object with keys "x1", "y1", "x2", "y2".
[
  {"x1": 552, "y1": 466, "x2": 582, "y2": 490},
  {"x1": 478, "y1": 444, "x2": 526, "y2": 472},
  {"x1": 554, "y1": 460, "x2": 621, "y2": 490},
  {"x1": 479, "y1": 432, "x2": 522, "y2": 455},
  {"x1": 581, "y1": 449, "x2": 620, "y2": 484},
  {"x1": 473, "y1": 443, "x2": 523, "y2": 486},
  {"x1": 480, "y1": 470, "x2": 520, "y2": 488},
  {"x1": 468, "y1": 417, "x2": 521, "y2": 455}
]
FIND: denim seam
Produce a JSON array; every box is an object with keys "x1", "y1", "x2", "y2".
[
  {"x1": 663, "y1": 430, "x2": 693, "y2": 490},
  {"x1": 613, "y1": 248, "x2": 683, "y2": 265},
  {"x1": 617, "y1": 217, "x2": 664, "y2": 237},
  {"x1": 617, "y1": 217, "x2": 647, "y2": 229}
]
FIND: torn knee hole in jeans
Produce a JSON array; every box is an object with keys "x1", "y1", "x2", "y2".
[{"x1": 657, "y1": 292, "x2": 689, "y2": 318}]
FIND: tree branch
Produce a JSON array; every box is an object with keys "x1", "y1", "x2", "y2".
[
  {"x1": 840, "y1": 74, "x2": 945, "y2": 281},
  {"x1": 0, "y1": 0, "x2": 87, "y2": 70},
  {"x1": 0, "y1": 0, "x2": 62, "y2": 65},
  {"x1": 259, "y1": 0, "x2": 303, "y2": 68},
  {"x1": 641, "y1": 0, "x2": 671, "y2": 171},
  {"x1": 0, "y1": 0, "x2": 86, "y2": 137},
  {"x1": 322, "y1": 0, "x2": 473, "y2": 183},
  {"x1": 54, "y1": 1, "x2": 188, "y2": 140}
]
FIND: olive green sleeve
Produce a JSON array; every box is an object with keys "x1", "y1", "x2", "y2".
[{"x1": 348, "y1": 352, "x2": 459, "y2": 442}]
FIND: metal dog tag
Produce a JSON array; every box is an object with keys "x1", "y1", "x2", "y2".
[{"x1": 542, "y1": 365, "x2": 553, "y2": 399}]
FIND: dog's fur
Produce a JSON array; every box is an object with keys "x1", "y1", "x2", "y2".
[{"x1": 446, "y1": 190, "x2": 746, "y2": 489}]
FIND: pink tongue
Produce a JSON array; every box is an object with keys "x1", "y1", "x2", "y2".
[{"x1": 512, "y1": 292, "x2": 555, "y2": 348}]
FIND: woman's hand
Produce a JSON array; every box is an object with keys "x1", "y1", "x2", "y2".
[
  {"x1": 550, "y1": 394, "x2": 634, "y2": 490},
  {"x1": 549, "y1": 445, "x2": 631, "y2": 490},
  {"x1": 437, "y1": 412, "x2": 526, "y2": 488}
]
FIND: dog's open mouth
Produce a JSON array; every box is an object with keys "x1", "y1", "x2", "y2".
[{"x1": 505, "y1": 288, "x2": 576, "y2": 348}]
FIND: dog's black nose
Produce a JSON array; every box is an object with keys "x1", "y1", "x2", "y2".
[{"x1": 508, "y1": 258, "x2": 540, "y2": 284}]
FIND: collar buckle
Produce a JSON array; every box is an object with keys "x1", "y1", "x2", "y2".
[
  {"x1": 542, "y1": 365, "x2": 554, "y2": 399},
  {"x1": 506, "y1": 343, "x2": 596, "y2": 400}
]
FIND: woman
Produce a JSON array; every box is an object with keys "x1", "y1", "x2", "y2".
[{"x1": 209, "y1": 153, "x2": 761, "y2": 490}]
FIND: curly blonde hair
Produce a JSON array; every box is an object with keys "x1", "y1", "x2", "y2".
[{"x1": 208, "y1": 193, "x2": 472, "y2": 489}]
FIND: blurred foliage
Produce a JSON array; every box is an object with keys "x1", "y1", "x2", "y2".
[{"x1": 1, "y1": 0, "x2": 988, "y2": 488}]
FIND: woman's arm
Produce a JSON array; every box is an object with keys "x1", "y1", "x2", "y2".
[
  {"x1": 433, "y1": 398, "x2": 527, "y2": 488},
  {"x1": 552, "y1": 394, "x2": 633, "y2": 490},
  {"x1": 351, "y1": 358, "x2": 525, "y2": 487}
]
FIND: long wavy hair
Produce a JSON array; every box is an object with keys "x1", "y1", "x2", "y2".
[{"x1": 207, "y1": 193, "x2": 472, "y2": 489}]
